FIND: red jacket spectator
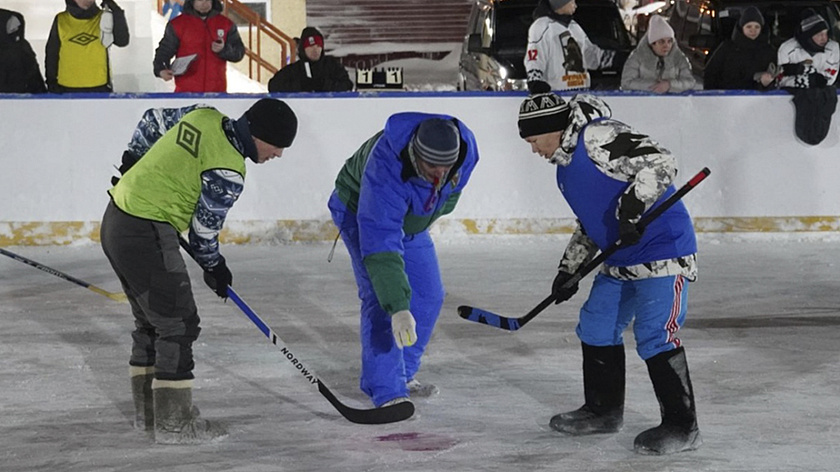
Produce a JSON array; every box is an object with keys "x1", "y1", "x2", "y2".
[{"x1": 153, "y1": 0, "x2": 245, "y2": 92}]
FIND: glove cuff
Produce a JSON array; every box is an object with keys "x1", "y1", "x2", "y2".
[
  {"x1": 392, "y1": 309, "x2": 412, "y2": 318},
  {"x1": 204, "y1": 255, "x2": 226, "y2": 272}
]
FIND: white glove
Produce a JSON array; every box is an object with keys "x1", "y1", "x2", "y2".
[
  {"x1": 100, "y1": 10, "x2": 114, "y2": 47},
  {"x1": 391, "y1": 310, "x2": 417, "y2": 349}
]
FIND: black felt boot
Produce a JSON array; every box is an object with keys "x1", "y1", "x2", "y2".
[
  {"x1": 634, "y1": 347, "x2": 702, "y2": 455},
  {"x1": 550, "y1": 343, "x2": 625, "y2": 435}
]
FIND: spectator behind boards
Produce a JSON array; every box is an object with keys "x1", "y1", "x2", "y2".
[
  {"x1": 620, "y1": 15, "x2": 695, "y2": 93},
  {"x1": 777, "y1": 9, "x2": 839, "y2": 144},
  {"x1": 525, "y1": 0, "x2": 621, "y2": 93},
  {"x1": 102, "y1": 98, "x2": 298, "y2": 444},
  {"x1": 153, "y1": 0, "x2": 245, "y2": 93},
  {"x1": 268, "y1": 27, "x2": 354, "y2": 93},
  {"x1": 703, "y1": 7, "x2": 776, "y2": 90},
  {"x1": 327, "y1": 114, "x2": 480, "y2": 413},
  {"x1": 0, "y1": 8, "x2": 46, "y2": 94},
  {"x1": 45, "y1": 0, "x2": 129, "y2": 93}
]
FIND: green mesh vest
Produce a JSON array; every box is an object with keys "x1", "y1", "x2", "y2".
[{"x1": 109, "y1": 109, "x2": 247, "y2": 232}]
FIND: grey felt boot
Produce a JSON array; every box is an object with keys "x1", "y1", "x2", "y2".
[
  {"x1": 130, "y1": 366, "x2": 154, "y2": 431},
  {"x1": 152, "y1": 379, "x2": 228, "y2": 445}
]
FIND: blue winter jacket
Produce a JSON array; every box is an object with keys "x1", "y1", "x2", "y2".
[{"x1": 333, "y1": 112, "x2": 480, "y2": 313}]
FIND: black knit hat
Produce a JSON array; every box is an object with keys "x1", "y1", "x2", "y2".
[
  {"x1": 244, "y1": 98, "x2": 298, "y2": 148},
  {"x1": 795, "y1": 8, "x2": 829, "y2": 53},
  {"x1": 739, "y1": 6, "x2": 764, "y2": 28},
  {"x1": 548, "y1": 0, "x2": 574, "y2": 10},
  {"x1": 799, "y1": 8, "x2": 828, "y2": 38},
  {"x1": 518, "y1": 93, "x2": 571, "y2": 138},
  {"x1": 410, "y1": 118, "x2": 460, "y2": 166}
]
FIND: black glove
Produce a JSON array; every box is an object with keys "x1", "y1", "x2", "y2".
[
  {"x1": 101, "y1": 0, "x2": 121, "y2": 11},
  {"x1": 611, "y1": 49, "x2": 630, "y2": 69},
  {"x1": 203, "y1": 257, "x2": 232, "y2": 299},
  {"x1": 527, "y1": 80, "x2": 551, "y2": 94},
  {"x1": 617, "y1": 193, "x2": 645, "y2": 247},
  {"x1": 552, "y1": 270, "x2": 579, "y2": 304},
  {"x1": 781, "y1": 63, "x2": 805, "y2": 76},
  {"x1": 809, "y1": 73, "x2": 828, "y2": 88},
  {"x1": 618, "y1": 220, "x2": 644, "y2": 247},
  {"x1": 111, "y1": 150, "x2": 139, "y2": 185}
]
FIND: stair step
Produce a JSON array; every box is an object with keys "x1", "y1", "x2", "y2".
[{"x1": 306, "y1": 0, "x2": 472, "y2": 61}]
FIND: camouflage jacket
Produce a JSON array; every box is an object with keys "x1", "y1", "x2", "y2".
[{"x1": 553, "y1": 94, "x2": 697, "y2": 281}]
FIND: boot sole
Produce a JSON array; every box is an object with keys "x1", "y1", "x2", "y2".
[{"x1": 634, "y1": 432, "x2": 703, "y2": 455}]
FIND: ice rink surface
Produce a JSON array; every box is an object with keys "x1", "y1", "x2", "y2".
[{"x1": 2, "y1": 235, "x2": 839, "y2": 471}]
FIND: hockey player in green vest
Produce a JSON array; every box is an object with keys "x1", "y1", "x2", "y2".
[{"x1": 100, "y1": 98, "x2": 297, "y2": 444}]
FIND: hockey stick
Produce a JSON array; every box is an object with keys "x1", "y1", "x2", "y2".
[
  {"x1": 0, "y1": 247, "x2": 127, "y2": 302},
  {"x1": 177, "y1": 237, "x2": 414, "y2": 424},
  {"x1": 458, "y1": 167, "x2": 710, "y2": 332}
]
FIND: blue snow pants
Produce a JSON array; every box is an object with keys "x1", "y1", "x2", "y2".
[
  {"x1": 576, "y1": 273, "x2": 689, "y2": 360},
  {"x1": 329, "y1": 197, "x2": 445, "y2": 406}
]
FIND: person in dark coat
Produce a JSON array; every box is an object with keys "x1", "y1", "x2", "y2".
[
  {"x1": 777, "y1": 9, "x2": 839, "y2": 145},
  {"x1": 0, "y1": 9, "x2": 46, "y2": 94},
  {"x1": 703, "y1": 7, "x2": 776, "y2": 90},
  {"x1": 268, "y1": 27, "x2": 353, "y2": 93}
]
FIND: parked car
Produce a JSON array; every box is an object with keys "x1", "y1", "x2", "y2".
[
  {"x1": 458, "y1": 0, "x2": 634, "y2": 91},
  {"x1": 658, "y1": 0, "x2": 840, "y2": 78}
]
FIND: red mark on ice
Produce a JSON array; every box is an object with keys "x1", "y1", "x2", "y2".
[{"x1": 376, "y1": 432, "x2": 458, "y2": 451}]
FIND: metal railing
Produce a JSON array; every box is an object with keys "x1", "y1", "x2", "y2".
[{"x1": 156, "y1": 0, "x2": 296, "y2": 82}]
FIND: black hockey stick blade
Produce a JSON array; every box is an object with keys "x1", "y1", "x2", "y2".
[
  {"x1": 226, "y1": 287, "x2": 414, "y2": 424},
  {"x1": 459, "y1": 167, "x2": 711, "y2": 332}
]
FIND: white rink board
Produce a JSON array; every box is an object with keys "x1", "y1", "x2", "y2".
[{"x1": 2, "y1": 92, "x2": 839, "y2": 242}]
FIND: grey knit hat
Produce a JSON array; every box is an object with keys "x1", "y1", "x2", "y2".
[{"x1": 410, "y1": 119, "x2": 461, "y2": 166}]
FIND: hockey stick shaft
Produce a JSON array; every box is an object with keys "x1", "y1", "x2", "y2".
[
  {"x1": 459, "y1": 167, "x2": 710, "y2": 331},
  {"x1": 0, "y1": 247, "x2": 127, "y2": 302},
  {"x1": 177, "y1": 237, "x2": 414, "y2": 424},
  {"x1": 225, "y1": 288, "x2": 414, "y2": 424}
]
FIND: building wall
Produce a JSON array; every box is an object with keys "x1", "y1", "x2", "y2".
[
  {"x1": 272, "y1": 0, "x2": 305, "y2": 40},
  {"x1": 229, "y1": 0, "x2": 306, "y2": 85}
]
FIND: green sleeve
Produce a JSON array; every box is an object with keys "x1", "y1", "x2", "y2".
[
  {"x1": 363, "y1": 251, "x2": 411, "y2": 315},
  {"x1": 438, "y1": 191, "x2": 461, "y2": 217}
]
